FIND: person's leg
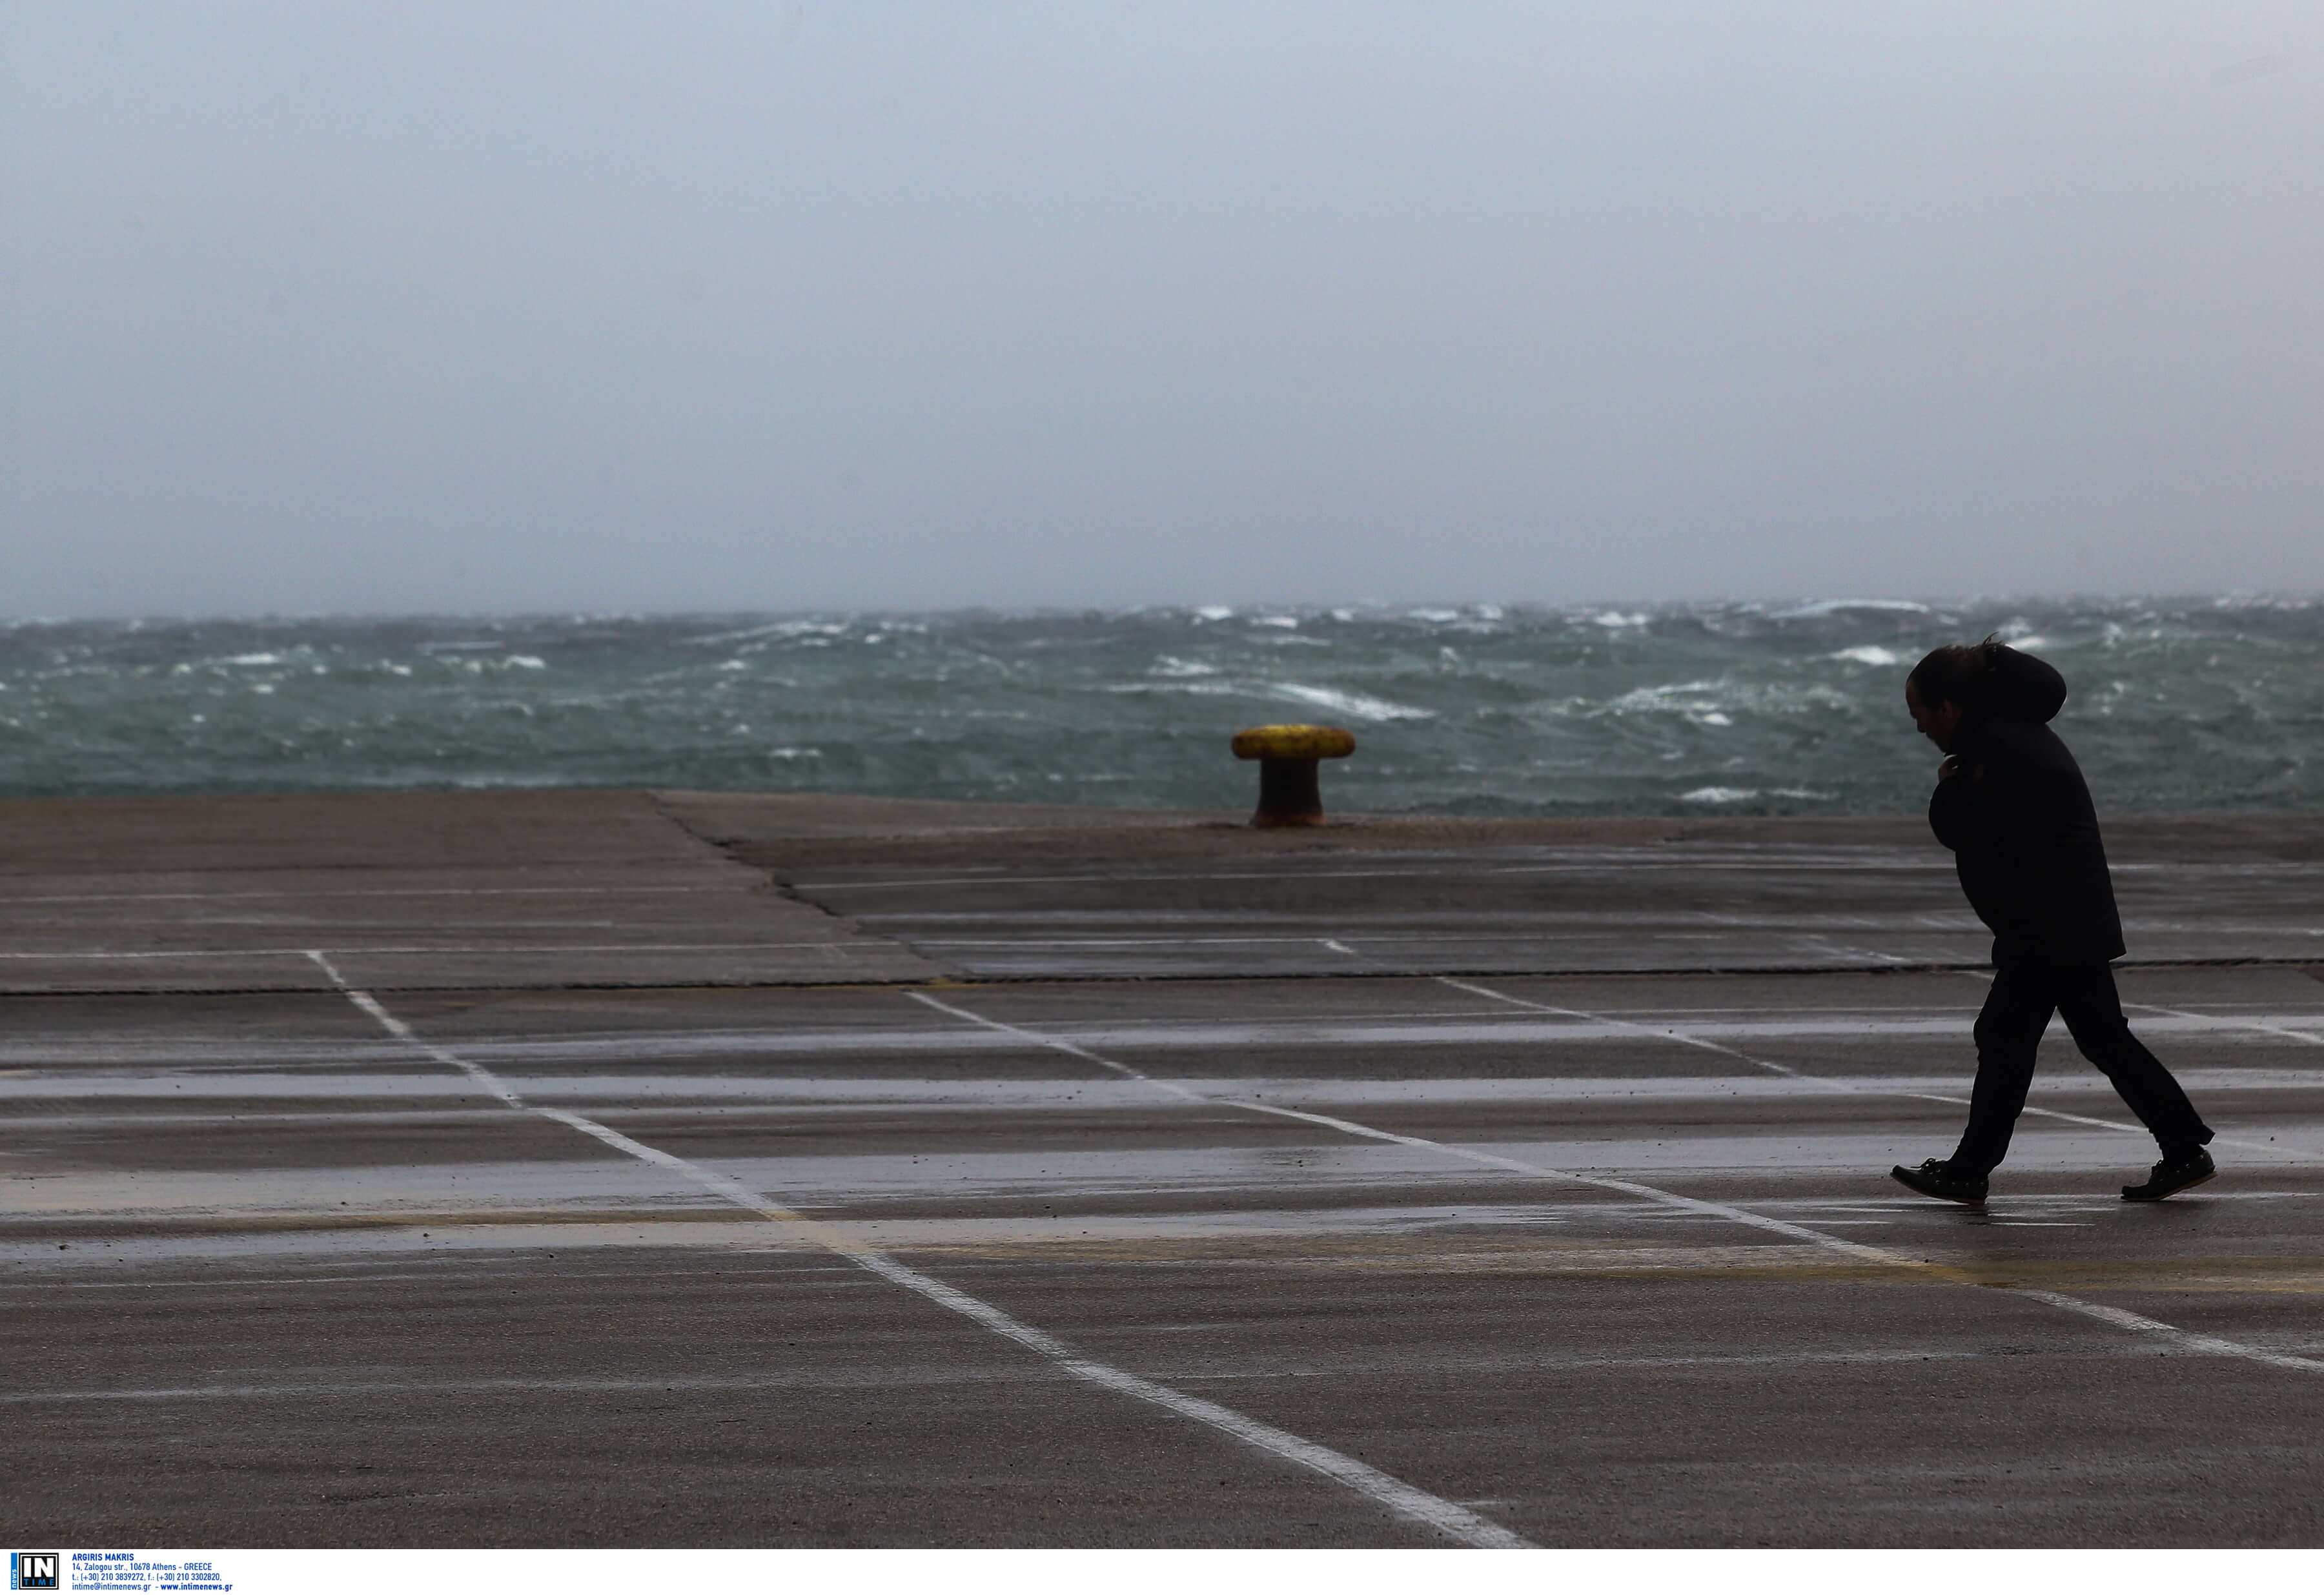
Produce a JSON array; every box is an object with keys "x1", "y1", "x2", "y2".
[
  {"x1": 1949, "y1": 963, "x2": 2054, "y2": 1176},
  {"x1": 2053, "y1": 963, "x2": 2212, "y2": 1159}
]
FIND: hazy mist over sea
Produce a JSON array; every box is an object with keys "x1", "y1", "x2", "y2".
[
  {"x1": 4, "y1": 597, "x2": 2317, "y2": 816},
  {"x1": 6, "y1": 13, "x2": 2319, "y2": 820}
]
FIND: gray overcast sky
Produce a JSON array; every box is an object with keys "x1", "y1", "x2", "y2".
[{"x1": 4, "y1": 3, "x2": 2319, "y2": 616}]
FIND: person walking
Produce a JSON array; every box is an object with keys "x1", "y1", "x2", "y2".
[{"x1": 1892, "y1": 636, "x2": 2216, "y2": 1205}]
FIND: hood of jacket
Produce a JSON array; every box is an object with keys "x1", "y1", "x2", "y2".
[{"x1": 1967, "y1": 644, "x2": 2066, "y2": 727}]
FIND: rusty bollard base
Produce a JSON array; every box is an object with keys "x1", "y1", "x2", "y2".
[{"x1": 1232, "y1": 724, "x2": 1357, "y2": 827}]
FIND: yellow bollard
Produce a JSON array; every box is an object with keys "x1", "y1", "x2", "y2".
[{"x1": 1231, "y1": 724, "x2": 1357, "y2": 827}]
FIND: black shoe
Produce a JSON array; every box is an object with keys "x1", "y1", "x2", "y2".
[
  {"x1": 1891, "y1": 1159, "x2": 1987, "y2": 1205},
  {"x1": 2123, "y1": 1148, "x2": 2215, "y2": 1201}
]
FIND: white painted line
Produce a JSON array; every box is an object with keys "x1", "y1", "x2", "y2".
[
  {"x1": 307, "y1": 954, "x2": 1527, "y2": 1549},
  {"x1": 2110, "y1": 1000, "x2": 2324, "y2": 1161},
  {"x1": 1438, "y1": 978, "x2": 2308, "y2": 1160},
  {"x1": 910, "y1": 990, "x2": 2324, "y2": 1379},
  {"x1": 909, "y1": 991, "x2": 1203, "y2": 1104},
  {"x1": 2130, "y1": 1003, "x2": 2324, "y2": 1050},
  {"x1": 309, "y1": 956, "x2": 526, "y2": 1112}
]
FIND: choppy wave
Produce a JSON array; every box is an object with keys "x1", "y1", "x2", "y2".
[{"x1": 2, "y1": 598, "x2": 2319, "y2": 814}]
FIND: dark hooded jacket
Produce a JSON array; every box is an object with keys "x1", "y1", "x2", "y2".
[{"x1": 1927, "y1": 646, "x2": 2125, "y2": 966}]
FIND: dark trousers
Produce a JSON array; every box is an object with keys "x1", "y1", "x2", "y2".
[{"x1": 1950, "y1": 960, "x2": 2212, "y2": 1176}]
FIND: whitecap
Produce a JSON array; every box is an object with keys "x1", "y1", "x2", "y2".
[
  {"x1": 1770, "y1": 787, "x2": 1836, "y2": 800},
  {"x1": 1150, "y1": 656, "x2": 1218, "y2": 678},
  {"x1": 1252, "y1": 615, "x2": 1300, "y2": 629},
  {"x1": 502, "y1": 656, "x2": 547, "y2": 670},
  {"x1": 718, "y1": 660, "x2": 748, "y2": 672},
  {"x1": 1691, "y1": 711, "x2": 1733, "y2": 727},
  {"x1": 1407, "y1": 608, "x2": 1462, "y2": 624},
  {"x1": 1105, "y1": 680, "x2": 1241, "y2": 697},
  {"x1": 1194, "y1": 605, "x2": 1235, "y2": 622},
  {"x1": 1591, "y1": 611, "x2": 1649, "y2": 629},
  {"x1": 1602, "y1": 680, "x2": 1728, "y2": 713},
  {"x1": 1771, "y1": 598, "x2": 1932, "y2": 618},
  {"x1": 223, "y1": 653, "x2": 283, "y2": 666},
  {"x1": 1829, "y1": 645, "x2": 1902, "y2": 667},
  {"x1": 1680, "y1": 786, "x2": 1758, "y2": 803},
  {"x1": 1269, "y1": 683, "x2": 1435, "y2": 722},
  {"x1": 684, "y1": 619, "x2": 847, "y2": 646}
]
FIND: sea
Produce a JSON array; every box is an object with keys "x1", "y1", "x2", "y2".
[{"x1": 3, "y1": 597, "x2": 2319, "y2": 817}]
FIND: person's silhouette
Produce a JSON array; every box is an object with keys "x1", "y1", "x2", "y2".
[{"x1": 1893, "y1": 637, "x2": 2215, "y2": 1205}]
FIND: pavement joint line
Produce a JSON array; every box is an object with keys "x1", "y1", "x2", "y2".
[
  {"x1": 5, "y1": 886, "x2": 715, "y2": 905},
  {"x1": 299, "y1": 951, "x2": 1529, "y2": 1549},
  {"x1": 789, "y1": 860, "x2": 1973, "y2": 891},
  {"x1": 0, "y1": 942, "x2": 908, "y2": 960},
  {"x1": 14, "y1": 1010, "x2": 2324, "y2": 1068},
  {"x1": 11, "y1": 958, "x2": 2318, "y2": 998},
  {"x1": 24, "y1": 1338, "x2": 2307, "y2": 1405},
  {"x1": 1800, "y1": 934, "x2": 1915, "y2": 968},
  {"x1": 0, "y1": 1264, "x2": 882, "y2": 1293},
  {"x1": 0, "y1": 1372, "x2": 1074, "y2": 1405},
  {"x1": 904, "y1": 934, "x2": 1985, "y2": 950},
  {"x1": 906, "y1": 988, "x2": 2324, "y2": 1379}
]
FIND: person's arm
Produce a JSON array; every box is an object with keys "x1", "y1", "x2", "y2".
[
  {"x1": 1929, "y1": 760, "x2": 1973, "y2": 850},
  {"x1": 1929, "y1": 732, "x2": 2035, "y2": 853}
]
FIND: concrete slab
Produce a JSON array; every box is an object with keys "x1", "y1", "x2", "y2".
[
  {"x1": 665, "y1": 799, "x2": 2324, "y2": 979},
  {"x1": 6, "y1": 795, "x2": 2324, "y2": 1546},
  {"x1": 0, "y1": 791, "x2": 941, "y2": 991},
  {"x1": 12, "y1": 967, "x2": 2324, "y2": 1546}
]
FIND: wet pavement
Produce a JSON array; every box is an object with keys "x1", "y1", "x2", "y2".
[{"x1": 4, "y1": 793, "x2": 2323, "y2": 1545}]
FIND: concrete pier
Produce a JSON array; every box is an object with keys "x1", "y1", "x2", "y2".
[{"x1": 5, "y1": 791, "x2": 2322, "y2": 1545}]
